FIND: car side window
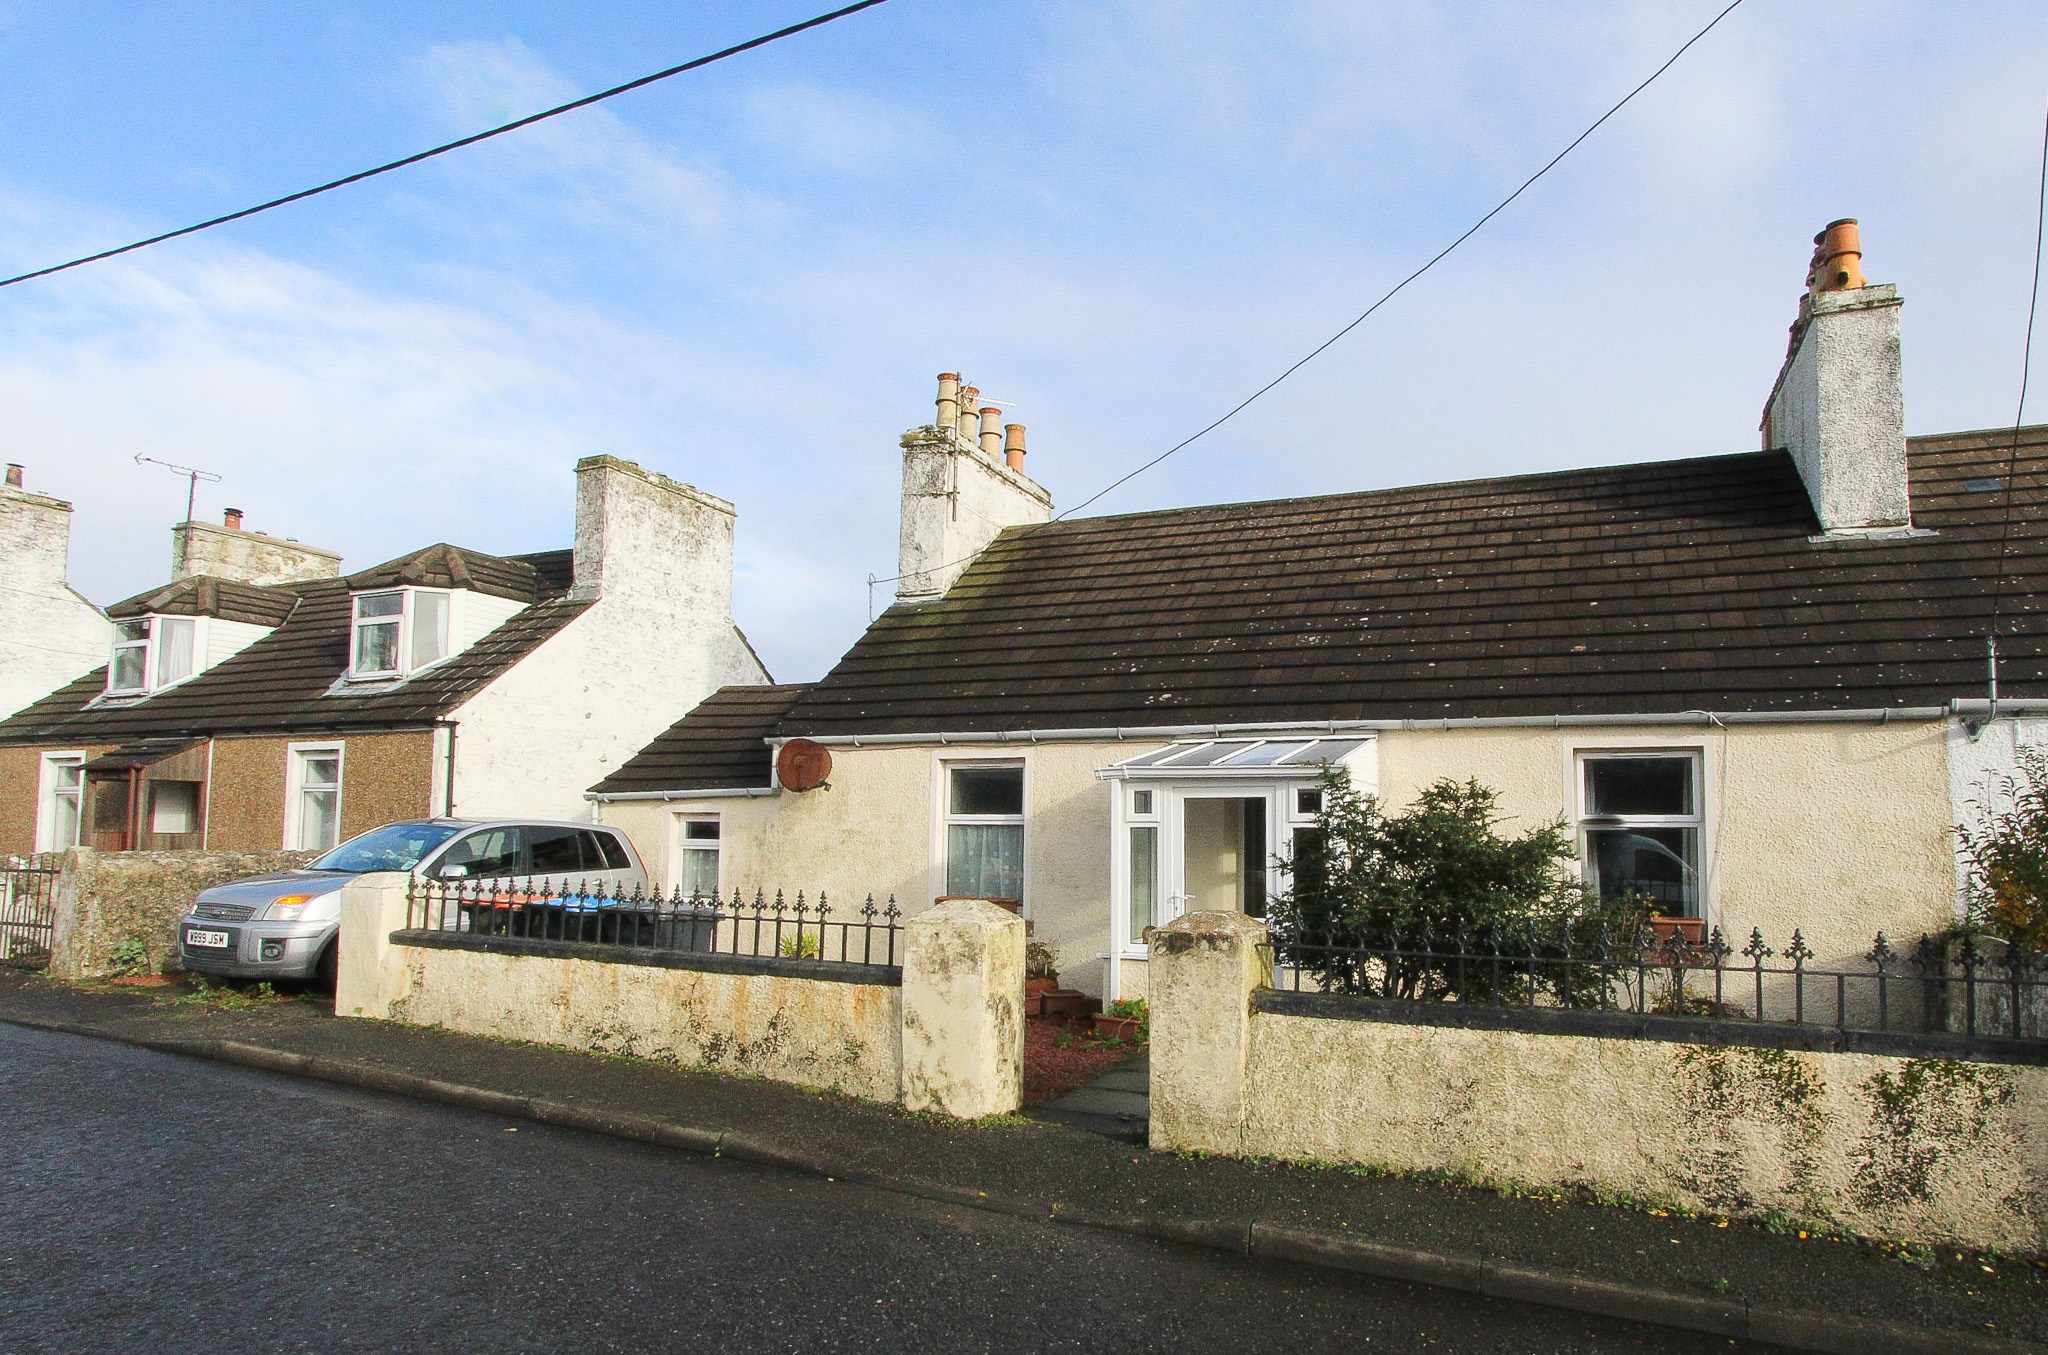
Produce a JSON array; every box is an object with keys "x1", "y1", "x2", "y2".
[
  {"x1": 440, "y1": 828, "x2": 526, "y2": 879},
  {"x1": 529, "y1": 826, "x2": 586, "y2": 876},
  {"x1": 584, "y1": 830, "x2": 630, "y2": 871}
]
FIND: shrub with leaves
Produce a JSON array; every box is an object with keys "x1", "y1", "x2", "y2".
[
  {"x1": 1956, "y1": 746, "x2": 2048, "y2": 950},
  {"x1": 1272, "y1": 768, "x2": 1643, "y2": 1001}
]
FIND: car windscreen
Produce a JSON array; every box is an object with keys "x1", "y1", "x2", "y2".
[{"x1": 307, "y1": 822, "x2": 464, "y2": 874}]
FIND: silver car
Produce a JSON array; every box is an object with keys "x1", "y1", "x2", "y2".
[{"x1": 177, "y1": 818, "x2": 648, "y2": 987}]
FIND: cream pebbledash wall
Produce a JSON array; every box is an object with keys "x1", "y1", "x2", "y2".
[
  {"x1": 601, "y1": 738, "x2": 1164, "y2": 997},
  {"x1": 604, "y1": 720, "x2": 1957, "y2": 997},
  {"x1": 1372, "y1": 720, "x2": 1956, "y2": 965}
]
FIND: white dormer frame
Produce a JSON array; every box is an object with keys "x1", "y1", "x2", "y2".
[
  {"x1": 105, "y1": 615, "x2": 204, "y2": 696},
  {"x1": 348, "y1": 587, "x2": 465, "y2": 681}
]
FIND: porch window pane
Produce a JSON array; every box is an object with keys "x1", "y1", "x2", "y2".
[
  {"x1": 946, "y1": 823, "x2": 1022, "y2": 899},
  {"x1": 1127, "y1": 825, "x2": 1159, "y2": 943}
]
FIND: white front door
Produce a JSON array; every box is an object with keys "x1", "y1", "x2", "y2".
[{"x1": 1158, "y1": 787, "x2": 1279, "y2": 923}]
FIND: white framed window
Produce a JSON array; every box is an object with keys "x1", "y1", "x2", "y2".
[
  {"x1": 35, "y1": 753, "x2": 87, "y2": 852},
  {"x1": 285, "y1": 743, "x2": 344, "y2": 851},
  {"x1": 149, "y1": 781, "x2": 201, "y2": 835},
  {"x1": 106, "y1": 615, "x2": 200, "y2": 696},
  {"x1": 674, "y1": 814, "x2": 721, "y2": 898},
  {"x1": 350, "y1": 589, "x2": 455, "y2": 680},
  {"x1": 1126, "y1": 785, "x2": 1159, "y2": 944},
  {"x1": 1576, "y1": 750, "x2": 1703, "y2": 918},
  {"x1": 942, "y1": 762, "x2": 1024, "y2": 904}
]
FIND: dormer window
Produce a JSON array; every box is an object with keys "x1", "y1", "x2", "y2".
[
  {"x1": 107, "y1": 616, "x2": 198, "y2": 695},
  {"x1": 350, "y1": 588, "x2": 454, "y2": 679}
]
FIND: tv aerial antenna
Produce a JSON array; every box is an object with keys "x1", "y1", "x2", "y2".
[{"x1": 133, "y1": 454, "x2": 222, "y2": 526}]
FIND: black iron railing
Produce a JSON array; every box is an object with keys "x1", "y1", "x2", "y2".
[
  {"x1": 404, "y1": 878, "x2": 903, "y2": 969},
  {"x1": 1262, "y1": 922, "x2": 2048, "y2": 1042},
  {"x1": 0, "y1": 853, "x2": 60, "y2": 967}
]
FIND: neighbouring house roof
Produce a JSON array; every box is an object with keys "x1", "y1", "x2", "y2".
[
  {"x1": 591, "y1": 684, "x2": 813, "y2": 795},
  {"x1": 344, "y1": 544, "x2": 566, "y2": 605},
  {"x1": 83, "y1": 738, "x2": 206, "y2": 772},
  {"x1": 775, "y1": 427, "x2": 2048, "y2": 737},
  {"x1": 105, "y1": 575, "x2": 302, "y2": 627},
  {"x1": 0, "y1": 545, "x2": 592, "y2": 747}
]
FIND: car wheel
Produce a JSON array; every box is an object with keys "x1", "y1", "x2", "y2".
[{"x1": 313, "y1": 940, "x2": 339, "y2": 993}]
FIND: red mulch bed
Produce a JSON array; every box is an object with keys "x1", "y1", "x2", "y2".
[{"x1": 1023, "y1": 1016, "x2": 1142, "y2": 1104}]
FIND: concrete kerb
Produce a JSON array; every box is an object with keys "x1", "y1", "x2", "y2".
[{"x1": 5, "y1": 1013, "x2": 2036, "y2": 1355}]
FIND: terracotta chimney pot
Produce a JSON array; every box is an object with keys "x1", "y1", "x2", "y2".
[
  {"x1": 1003, "y1": 424, "x2": 1026, "y2": 471},
  {"x1": 223, "y1": 508, "x2": 244, "y2": 530},
  {"x1": 3, "y1": 464, "x2": 20, "y2": 489},
  {"x1": 978, "y1": 405, "x2": 1004, "y2": 457},
  {"x1": 1810, "y1": 218, "x2": 1865, "y2": 292},
  {"x1": 936, "y1": 373, "x2": 961, "y2": 432}
]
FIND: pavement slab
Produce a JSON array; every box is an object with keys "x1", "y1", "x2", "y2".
[{"x1": 1, "y1": 970, "x2": 2041, "y2": 1352}]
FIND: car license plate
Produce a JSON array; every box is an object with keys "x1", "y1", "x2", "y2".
[{"x1": 185, "y1": 929, "x2": 230, "y2": 949}]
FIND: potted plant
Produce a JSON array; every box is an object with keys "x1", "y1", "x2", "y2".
[
  {"x1": 1024, "y1": 941, "x2": 1059, "y2": 1016},
  {"x1": 1093, "y1": 997, "x2": 1147, "y2": 1042}
]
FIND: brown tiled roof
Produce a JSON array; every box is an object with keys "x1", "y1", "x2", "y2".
[
  {"x1": 777, "y1": 428, "x2": 2048, "y2": 736},
  {"x1": 591, "y1": 685, "x2": 812, "y2": 795},
  {"x1": 105, "y1": 576, "x2": 301, "y2": 627},
  {"x1": 0, "y1": 548, "x2": 591, "y2": 746},
  {"x1": 345, "y1": 543, "x2": 554, "y2": 604}
]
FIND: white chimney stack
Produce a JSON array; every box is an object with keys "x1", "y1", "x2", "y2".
[
  {"x1": 896, "y1": 372, "x2": 1052, "y2": 602},
  {"x1": 1762, "y1": 219, "x2": 1915, "y2": 537}
]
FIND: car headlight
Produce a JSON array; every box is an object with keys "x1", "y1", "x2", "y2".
[{"x1": 266, "y1": 895, "x2": 316, "y2": 921}]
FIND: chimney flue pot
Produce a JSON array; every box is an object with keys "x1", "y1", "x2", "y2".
[
  {"x1": 978, "y1": 405, "x2": 1004, "y2": 457},
  {"x1": 958, "y1": 386, "x2": 980, "y2": 440},
  {"x1": 3, "y1": 464, "x2": 20, "y2": 489},
  {"x1": 936, "y1": 373, "x2": 961, "y2": 432},
  {"x1": 223, "y1": 508, "x2": 243, "y2": 530},
  {"x1": 1810, "y1": 218, "x2": 1864, "y2": 292},
  {"x1": 1003, "y1": 424, "x2": 1026, "y2": 471}
]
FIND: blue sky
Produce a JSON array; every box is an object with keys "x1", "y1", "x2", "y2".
[{"x1": 3, "y1": 1, "x2": 2044, "y2": 681}]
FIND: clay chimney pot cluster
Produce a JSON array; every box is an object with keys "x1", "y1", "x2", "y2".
[
  {"x1": 1808, "y1": 218, "x2": 1865, "y2": 293},
  {"x1": 933, "y1": 372, "x2": 1028, "y2": 470},
  {"x1": 3, "y1": 464, "x2": 21, "y2": 489},
  {"x1": 223, "y1": 508, "x2": 244, "y2": 530}
]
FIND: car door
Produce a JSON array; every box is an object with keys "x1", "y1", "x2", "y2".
[{"x1": 432, "y1": 826, "x2": 529, "y2": 886}]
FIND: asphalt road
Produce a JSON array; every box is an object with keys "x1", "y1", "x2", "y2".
[{"x1": 0, "y1": 1024, "x2": 1764, "y2": 1354}]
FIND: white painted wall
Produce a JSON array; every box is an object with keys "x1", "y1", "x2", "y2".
[
  {"x1": 0, "y1": 481, "x2": 109, "y2": 718},
  {"x1": 449, "y1": 456, "x2": 769, "y2": 820},
  {"x1": 1946, "y1": 715, "x2": 2048, "y2": 912}
]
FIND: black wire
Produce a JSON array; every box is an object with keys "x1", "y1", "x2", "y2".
[
  {"x1": 1057, "y1": 0, "x2": 1747, "y2": 521},
  {"x1": 0, "y1": 0, "x2": 892, "y2": 290},
  {"x1": 1987, "y1": 95, "x2": 2048, "y2": 642}
]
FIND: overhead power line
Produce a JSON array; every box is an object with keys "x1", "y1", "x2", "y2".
[
  {"x1": 0, "y1": 0, "x2": 892, "y2": 290},
  {"x1": 1057, "y1": 0, "x2": 1748, "y2": 520}
]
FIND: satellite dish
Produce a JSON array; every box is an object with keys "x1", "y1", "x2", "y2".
[{"x1": 776, "y1": 739, "x2": 832, "y2": 792}]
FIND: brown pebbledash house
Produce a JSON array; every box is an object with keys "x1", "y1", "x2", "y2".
[{"x1": 2, "y1": 455, "x2": 769, "y2": 856}]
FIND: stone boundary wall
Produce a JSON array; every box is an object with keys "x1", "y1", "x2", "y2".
[
  {"x1": 49, "y1": 846, "x2": 311, "y2": 979},
  {"x1": 338, "y1": 876, "x2": 1023, "y2": 1117},
  {"x1": 1151, "y1": 912, "x2": 2048, "y2": 1255}
]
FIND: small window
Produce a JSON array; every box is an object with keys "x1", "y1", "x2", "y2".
[
  {"x1": 1126, "y1": 823, "x2": 1159, "y2": 944},
  {"x1": 287, "y1": 745, "x2": 343, "y2": 852},
  {"x1": 153, "y1": 617, "x2": 196, "y2": 687},
  {"x1": 1295, "y1": 788, "x2": 1323, "y2": 817},
  {"x1": 676, "y1": 816, "x2": 720, "y2": 898},
  {"x1": 149, "y1": 781, "x2": 200, "y2": 835},
  {"x1": 108, "y1": 620, "x2": 150, "y2": 693},
  {"x1": 1579, "y1": 753, "x2": 1702, "y2": 917},
  {"x1": 352, "y1": 593, "x2": 403, "y2": 675},
  {"x1": 945, "y1": 764, "x2": 1023, "y2": 902},
  {"x1": 1130, "y1": 788, "x2": 1154, "y2": 816},
  {"x1": 36, "y1": 754, "x2": 86, "y2": 852}
]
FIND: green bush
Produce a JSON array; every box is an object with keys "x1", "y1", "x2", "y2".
[
  {"x1": 1956, "y1": 746, "x2": 2048, "y2": 949},
  {"x1": 1272, "y1": 768, "x2": 1643, "y2": 1001}
]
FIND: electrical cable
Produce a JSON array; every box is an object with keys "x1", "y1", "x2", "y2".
[
  {"x1": 1056, "y1": 0, "x2": 1747, "y2": 520},
  {"x1": 1986, "y1": 94, "x2": 2048, "y2": 645},
  {"x1": 0, "y1": 0, "x2": 892, "y2": 290}
]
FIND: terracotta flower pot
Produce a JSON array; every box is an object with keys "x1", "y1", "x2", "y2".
[
  {"x1": 1040, "y1": 989, "x2": 1091, "y2": 1018},
  {"x1": 1025, "y1": 977, "x2": 1058, "y2": 994},
  {"x1": 1023, "y1": 993, "x2": 1045, "y2": 1017},
  {"x1": 1093, "y1": 1015, "x2": 1143, "y2": 1041}
]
